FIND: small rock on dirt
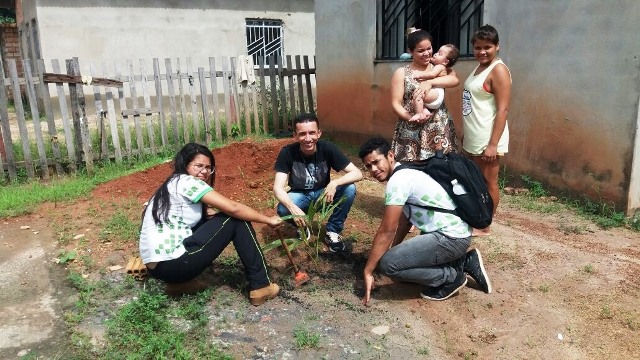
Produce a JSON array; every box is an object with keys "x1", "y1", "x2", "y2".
[{"x1": 371, "y1": 325, "x2": 390, "y2": 335}]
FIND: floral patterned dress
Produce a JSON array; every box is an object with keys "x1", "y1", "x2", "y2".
[{"x1": 391, "y1": 65, "x2": 458, "y2": 162}]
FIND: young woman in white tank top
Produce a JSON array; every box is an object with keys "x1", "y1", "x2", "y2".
[{"x1": 461, "y1": 25, "x2": 512, "y2": 237}]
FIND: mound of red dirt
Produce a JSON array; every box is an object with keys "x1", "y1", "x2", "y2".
[{"x1": 93, "y1": 138, "x2": 293, "y2": 205}]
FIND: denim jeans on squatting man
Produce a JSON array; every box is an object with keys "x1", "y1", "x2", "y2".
[
  {"x1": 276, "y1": 184, "x2": 356, "y2": 234},
  {"x1": 378, "y1": 231, "x2": 471, "y2": 287}
]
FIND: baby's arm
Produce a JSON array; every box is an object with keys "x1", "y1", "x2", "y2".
[{"x1": 413, "y1": 64, "x2": 447, "y2": 81}]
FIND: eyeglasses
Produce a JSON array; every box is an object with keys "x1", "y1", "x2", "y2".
[{"x1": 190, "y1": 163, "x2": 215, "y2": 175}]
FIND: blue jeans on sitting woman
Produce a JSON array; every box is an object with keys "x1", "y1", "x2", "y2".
[{"x1": 276, "y1": 184, "x2": 356, "y2": 234}]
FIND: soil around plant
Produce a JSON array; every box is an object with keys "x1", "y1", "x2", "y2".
[{"x1": 0, "y1": 137, "x2": 639, "y2": 359}]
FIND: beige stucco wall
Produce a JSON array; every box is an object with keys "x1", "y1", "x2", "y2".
[
  {"x1": 24, "y1": 0, "x2": 314, "y2": 66},
  {"x1": 316, "y1": 0, "x2": 640, "y2": 213}
]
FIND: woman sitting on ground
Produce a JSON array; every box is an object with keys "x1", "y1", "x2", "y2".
[{"x1": 139, "y1": 142, "x2": 282, "y2": 306}]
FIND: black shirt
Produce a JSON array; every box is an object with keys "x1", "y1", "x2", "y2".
[{"x1": 274, "y1": 140, "x2": 351, "y2": 191}]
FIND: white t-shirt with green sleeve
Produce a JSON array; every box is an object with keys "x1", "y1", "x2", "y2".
[
  {"x1": 386, "y1": 165, "x2": 471, "y2": 238},
  {"x1": 139, "y1": 174, "x2": 213, "y2": 263}
]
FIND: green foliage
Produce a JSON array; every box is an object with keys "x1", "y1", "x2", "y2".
[
  {"x1": 600, "y1": 305, "x2": 614, "y2": 319},
  {"x1": 293, "y1": 325, "x2": 320, "y2": 349},
  {"x1": 510, "y1": 173, "x2": 638, "y2": 231},
  {"x1": 104, "y1": 290, "x2": 232, "y2": 359},
  {"x1": 629, "y1": 214, "x2": 640, "y2": 231},
  {"x1": 498, "y1": 164, "x2": 508, "y2": 190},
  {"x1": 262, "y1": 193, "x2": 346, "y2": 259},
  {"x1": 0, "y1": 155, "x2": 167, "y2": 217},
  {"x1": 58, "y1": 249, "x2": 77, "y2": 264},
  {"x1": 520, "y1": 175, "x2": 547, "y2": 198},
  {"x1": 230, "y1": 123, "x2": 241, "y2": 138},
  {"x1": 571, "y1": 198, "x2": 625, "y2": 229},
  {"x1": 99, "y1": 209, "x2": 139, "y2": 244}
]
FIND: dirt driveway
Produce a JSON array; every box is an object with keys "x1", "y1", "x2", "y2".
[{"x1": 0, "y1": 138, "x2": 638, "y2": 359}]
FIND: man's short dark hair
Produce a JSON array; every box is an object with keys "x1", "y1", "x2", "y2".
[
  {"x1": 293, "y1": 112, "x2": 319, "y2": 128},
  {"x1": 359, "y1": 137, "x2": 391, "y2": 160}
]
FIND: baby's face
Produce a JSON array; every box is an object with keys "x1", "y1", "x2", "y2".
[{"x1": 431, "y1": 46, "x2": 451, "y2": 66}]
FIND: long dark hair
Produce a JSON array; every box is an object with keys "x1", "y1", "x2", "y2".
[{"x1": 149, "y1": 143, "x2": 216, "y2": 224}]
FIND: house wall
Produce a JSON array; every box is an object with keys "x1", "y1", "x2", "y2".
[
  {"x1": 0, "y1": 23, "x2": 21, "y2": 77},
  {"x1": 22, "y1": 0, "x2": 314, "y2": 66},
  {"x1": 315, "y1": 0, "x2": 640, "y2": 213}
]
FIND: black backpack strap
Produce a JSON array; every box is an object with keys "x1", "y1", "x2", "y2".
[
  {"x1": 392, "y1": 162, "x2": 460, "y2": 217},
  {"x1": 406, "y1": 202, "x2": 459, "y2": 217}
]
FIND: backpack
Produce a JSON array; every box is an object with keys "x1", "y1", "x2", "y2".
[{"x1": 393, "y1": 150, "x2": 493, "y2": 229}]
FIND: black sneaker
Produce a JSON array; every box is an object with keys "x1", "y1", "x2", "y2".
[
  {"x1": 324, "y1": 231, "x2": 346, "y2": 252},
  {"x1": 464, "y1": 248, "x2": 492, "y2": 293},
  {"x1": 420, "y1": 265, "x2": 467, "y2": 301}
]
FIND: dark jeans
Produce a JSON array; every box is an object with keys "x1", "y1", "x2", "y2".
[
  {"x1": 276, "y1": 184, "x2": 356, "y2": 234},
  {"x1": 378, "y1": 231, "x2": 471, "y2": 287},
  {"x1": 148, "y1": 213, "x2": 271, "y2": 290}
]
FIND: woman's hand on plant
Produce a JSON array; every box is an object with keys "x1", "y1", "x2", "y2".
[{"x1": 268, "y1": 215, "x2": 283, "y2": 227}]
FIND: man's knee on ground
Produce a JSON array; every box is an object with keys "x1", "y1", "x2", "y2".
[{"x1": 378, "y1": 255, "x2": 400, "y2": 278}]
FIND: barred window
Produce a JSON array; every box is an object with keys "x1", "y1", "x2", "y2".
[
  {"x1": 246, "y1": 19, "x2": 284, "y2": 66},
  {"x1": 377, "y1": 0, "x2": 484, "y2": 60}
]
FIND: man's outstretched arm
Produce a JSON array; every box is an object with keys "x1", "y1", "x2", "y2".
[{"x1": 363, "y1": 205, "x2": 403, "y2": 306}]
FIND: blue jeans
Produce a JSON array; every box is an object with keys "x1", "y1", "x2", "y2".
[
  {"x1": 276, "y1": 184, "x2": 356, "y2": 234},
  {"x1": 378, "y1": 232, "x2": 471, "y2": 287}
]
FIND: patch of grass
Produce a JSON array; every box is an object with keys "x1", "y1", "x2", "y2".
[
  {"x1": 506, "y1": 194, "x2": 563, "y2": 214},
  {"x1": 293, "y1": 325, "x2": 321, "y2": 349},
  {"x1": 99, "y1": 209, "x2": 139, "y2": 244},
  {"x1": 521, "y1": 175, "x2": 547, "y2": 198},
  {"x1": 629, "y1": 214, "x2": 640, "y2": 231},
  {"x1": 600, "y1": 305, "x2": 614, "y2": 319},
  {"x1": 416, "y1": 346, "x2": 430, "y2": 355},
  {"x1": 0, "y1": 155, "x2": 167, "y2": 217},
  {"x1": 104, "y1": 287, "x2": 231, "y2": 359},
  {"x1": 304, "y1": 314, "x2": 320, "y2": 321},
  {"x1": 463, "y1": 350, "x2": 479, "y2": 360},
  {"x1": 582, "y1": 264, "x2": 596, "y2": 274},
  {"x1": 62, "y1": 273, "x2": 231, "y2": 358},
  {"x1": 505, "y1": 176, "x2": 638, "y2": 231},
  {"x1": 538, "y1": 284, "x2": 550, "y2": 293},
  {"x1": 334, "y1": 298, "x2": 364, "y2": 313},
  {"x1": 57, "y1": 249, "x2": 77, "y2": 264},
  {"x1": 623, "y1": 315, "x2": 639, "y2": 331},
  {"x1": 558, "y1": 223, "x2": 587, "y2": 235}
]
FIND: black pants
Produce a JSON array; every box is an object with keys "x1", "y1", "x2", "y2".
[{"x1": 148, "y1": 213, "x2": 271, "y2": 290}]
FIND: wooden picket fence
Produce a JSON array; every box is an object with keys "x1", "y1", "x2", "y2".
[{"x1": 0, "y1": 55, "x2": 316, "y2": 181}]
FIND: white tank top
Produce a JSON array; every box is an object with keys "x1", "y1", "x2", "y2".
[{"x1": 462, "y1": 59, "x2": 510, "y2": 155}]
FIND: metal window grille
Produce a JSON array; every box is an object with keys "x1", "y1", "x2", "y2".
[
  {"x1": 246, "y1": 19, "x2": 284, "y2": 66},
  {"x1": 377, "y1": 0, "x2": 483, "y2": 60}
]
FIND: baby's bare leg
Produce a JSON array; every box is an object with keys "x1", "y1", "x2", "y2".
[
  {"x1": 409, "y1": 98, "x2": 423, "y2": 122},
  {"x1": 423, "y1": 88, "x2": 440, "y2": 104}
]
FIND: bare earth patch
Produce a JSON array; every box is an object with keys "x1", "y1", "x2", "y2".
[{"x1": 1, "y1": 137, "x2": 638, "y2": 359}]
